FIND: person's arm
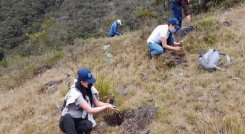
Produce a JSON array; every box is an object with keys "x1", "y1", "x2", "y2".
[
  {"x1": 161, "y1": 37, "x2": 182, "y2": 51},
  {"x1": 91, "y1": 90, "x2": 110, "y2": 107},
  {"x1": 93, "y1": 97, "x2": 110, "y2": 107},
  {"x1": 79, "y1": 101, "x2": 114, "y2": 114},
  {"x1": 115, "y1": 24, "x2": 121, "y2": 35},
  {"x1": 174, "y1": 41, "x2": 181, "y2": 46},
  {"x1": 112, "y1": 23, "x2": 120, "y2": 35}
]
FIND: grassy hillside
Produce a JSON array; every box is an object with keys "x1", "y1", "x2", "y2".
[
  {"x1": 0, "y1": 3, "x2": 244, "y2": 134},
  {"x1": 0, "y1": 0, "x2": 169, "y2": 59},
  {"x1": 1, "y1": 0, "x2": 242, "y2": 61}
]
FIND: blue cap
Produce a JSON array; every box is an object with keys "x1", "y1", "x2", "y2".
[
  {"x1": 77, "y1": 68, "x2": 96, "y2": 84},
  {"x1": 168, "y1": 18, "x2": 180, "y2": 31}
]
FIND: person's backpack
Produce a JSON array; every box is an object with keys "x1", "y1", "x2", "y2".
[{"x1": 199, "y1": 49, "x2": 231, "y2": 71}]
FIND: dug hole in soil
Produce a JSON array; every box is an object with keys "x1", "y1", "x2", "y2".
[{"x1": 95, "y1": 105, "x2": 158, "y2": 134}]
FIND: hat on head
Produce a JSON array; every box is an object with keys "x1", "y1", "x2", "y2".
[
  {"x1": 168, "y1": 18, "x2": 180, "y2": 31},
  {"x1": 77, "y1": 68, "x2": 96, "y2": 84},
  {"x1": 117, "y1": 19, "x2": 122, "y2": 25}
]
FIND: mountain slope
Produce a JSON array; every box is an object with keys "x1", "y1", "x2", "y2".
[{"x1": 0, "y1": 4, "x2": 244, "y2": 134}]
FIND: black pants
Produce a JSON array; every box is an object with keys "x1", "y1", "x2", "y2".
[{"x1": 59, "y1": 114, "x2": 93, "y2": 134}]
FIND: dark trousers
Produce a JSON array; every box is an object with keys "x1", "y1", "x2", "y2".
[
  {"x1": 59, "y1": 114, "x2": 93, "y2": 134},
  {"x1": 171, "y1": 0, "x2": 182, "y2": 27}
]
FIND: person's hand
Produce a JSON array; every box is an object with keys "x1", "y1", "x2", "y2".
[
  {"x1": 107, "y1": 104, "x2": 116, "y2": 109},
  {"x1": 186, "y1": 15, "x2": 191, "y2": 22},
  {"x1": 175, "y1": 42, "x2": 183, "y2": 47},
  {"x1": 179, "y1": 41, "x2": 183, "y2": 47},
  {"x1": 174, "y1": 46, "x2": 182, "y2": 52},
  {"x1": 175, "y1": 42, "x2": 181, "y2": 46}
]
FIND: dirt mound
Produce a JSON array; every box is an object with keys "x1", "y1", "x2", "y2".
[
  {"x1": 120, "y1": 105, "x2": 158, "y2": 134},
  {"x1": 95, "y1": 105, "x2": 158, "y2": 134},
  {"x1": 155, "y1": 51, "x2": 187, "y2": 69}
]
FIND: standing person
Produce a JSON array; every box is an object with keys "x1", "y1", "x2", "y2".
[
  {"x1": 147, "y1": 18, "x2": 183, "y2": 59},
  {"x1": 171, "y1": 0, "x2": 191, "y2": 27},
  {"x1": 108, "y1": 19, "x2": 122, "y2": 37},
  {"x1": 59, "y1": 68, "x2": 115, "y2": 134}
]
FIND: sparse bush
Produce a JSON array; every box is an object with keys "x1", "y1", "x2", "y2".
[
  {"x1": 0, "y1": 59, "x2": 8, "y2": 68},
  {"x1": 190, "y1": 0, "x2": 244, "y2": 13},
  {"x1": 25, "y1": 18, "x2": 67, "y2": 56},
  {"x1": 183, "y1": 16, "x2": 220, "y2": 53},
  {"x1": 0, "y1": 47, "x2": 6, "y2": 61},
  {"x1": 137, "y1": 10, "x2": 157, "y2": 19},
  {"x1": 203, "y1": 34, "x2": 217, "y2": 44},
  {"x1": 95, "y1": 74, "x2": 116, "y2": 102},
  {"x1": 221, "y1": 0, "x2": 244, "y2": 8},
  {"x1": 198, "y1": 17, "x2": 215, "y2": 29},
  {"x1": 154, "y1": 0, "x2": 164, "y2": 5}
]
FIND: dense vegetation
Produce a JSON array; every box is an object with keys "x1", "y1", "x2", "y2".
[
  {"x1": 0, "y1": 0, "x2": 64, "y2": 56},
  {"x1": 0, "y1": 0, "x2": 242, "y2": 61}
]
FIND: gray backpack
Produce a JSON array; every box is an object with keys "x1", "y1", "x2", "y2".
[{"x1": 199, "y1": 49, "x2": 231, "y2": 71}]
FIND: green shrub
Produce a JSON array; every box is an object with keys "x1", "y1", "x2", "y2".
[
  {"x1": 189, "y1": 0, "x2": 244, "y2": 14},
  {"x1": 154, "y1": 0, "x2": 164, "y2": 5},
  {"x1": 94, "y1": 74, "x2": 116, "y2": 102},
  {"x1": 203, "y1": 34, "x2": 217, "y2": 44},
  {"x1": 0, "y1": 47, "x2": 6, "y2": 61},
  {"x1": 137, "y1": 10, "x2": 157, "y2": 19},
  {"x1": 0, "y1": 59, "x2": 8, "y2": 68},
  {"x1": 198, "y1": 17, "x2": 215, "y2": 29},
  {"x1": 219, "y1": 0, "x2": 243, "y2": 8},
  {"x1": 23, "y1": 18, "x2": 68, "y2": 56},
  {"x1": 41, "y1": 51, "x2": 64, "y2": 68}
]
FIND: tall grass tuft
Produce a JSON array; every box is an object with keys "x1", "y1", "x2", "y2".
[{"x1": 95, "y1": 74, "x2": 116, "y2": 102}]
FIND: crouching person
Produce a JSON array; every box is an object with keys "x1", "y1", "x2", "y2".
[
  {"x1": 59, "y1": 68, "x2": 115, "y2": 134},
  {"x1": 147, "y1": 18, "x2": 183, "y2": 59}
]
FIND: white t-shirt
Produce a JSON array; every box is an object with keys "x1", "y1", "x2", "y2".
[{"x1": 147, "y1": 25, "x2": 169, "y2": 44}]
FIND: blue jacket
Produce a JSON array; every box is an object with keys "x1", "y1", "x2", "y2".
[{"x1": 108, "y1": 21, "x2": 120, "y2": 37}]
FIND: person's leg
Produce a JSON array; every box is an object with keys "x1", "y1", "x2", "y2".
[
  {"x1": 60, "y1": 114, "x2": 77, "y2": 134},
  {"x1": 59, "y1": 116, "x2": 65, "y2": 133},
  {"x1": 171, "y1": 1, "x2": 182, "y2": 27},
  {"x1": 179, "y1": 8, "x2": 183, "y2": 27},
  {"x1": 148, "y1": 42, "x2": 164, "y2": 56},
  {"x1": 109, "y1": 34, "x2": 114, "y2": 37},
  {"x1": 75, "y1": 119, "x2": 93, "y2": 134}
]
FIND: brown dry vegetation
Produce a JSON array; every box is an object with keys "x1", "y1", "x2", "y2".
[{"x1": 0, "y1": 5, "x2": 244, "y2": 134}]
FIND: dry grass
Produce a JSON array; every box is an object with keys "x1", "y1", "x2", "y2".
[{"x1": 0, "y1": 4, "x2": 245, "y2": 134}]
